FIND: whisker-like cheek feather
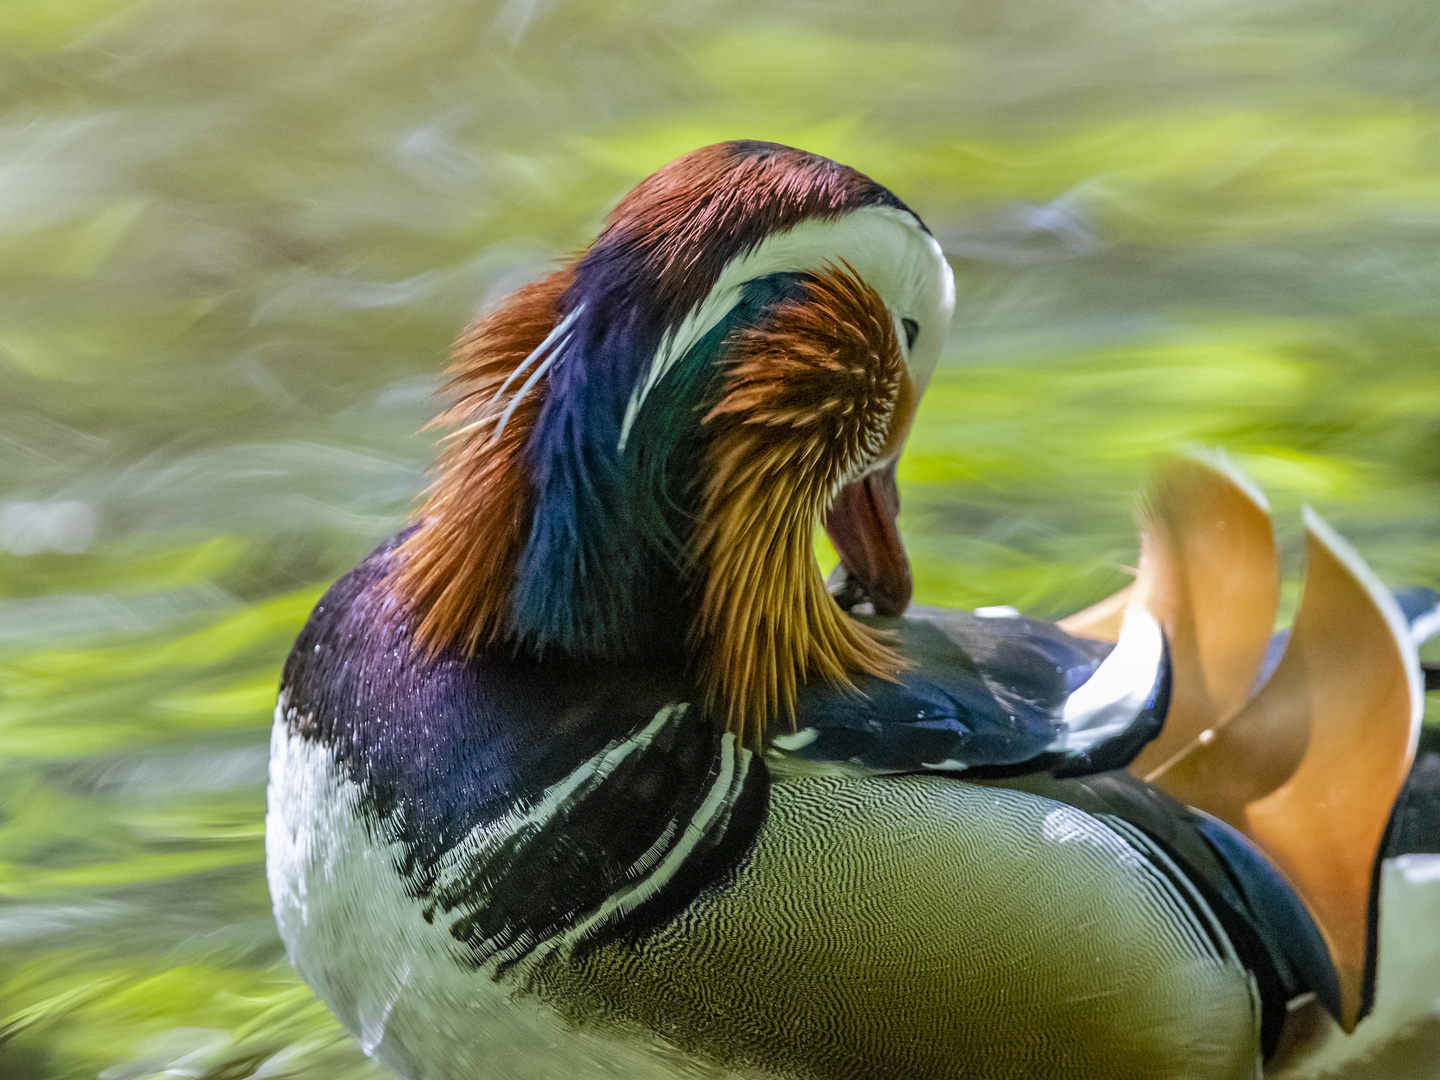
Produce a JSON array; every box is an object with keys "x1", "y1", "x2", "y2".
[{"x1": 692, "y1": 265, "x2": 912, "y2": 741}]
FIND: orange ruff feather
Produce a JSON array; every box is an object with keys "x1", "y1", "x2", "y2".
[
  {"x1": 694, "y1": 267, "x2": 911, "y2": 742},
  {"x1": 393, "y1": 269, "x2": 571, "y2": 656}
]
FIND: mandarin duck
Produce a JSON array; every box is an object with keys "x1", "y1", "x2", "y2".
[{"x1": 266, "y1": 141, "x2": 1439, "y2": 1080}]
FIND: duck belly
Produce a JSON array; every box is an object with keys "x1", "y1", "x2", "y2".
[{"x1": 267, "y1": 720, "x2": 1260, "y2": 1080}]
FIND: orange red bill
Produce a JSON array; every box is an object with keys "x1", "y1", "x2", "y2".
[{"x1": 824, "y1": 459, "x2": 912, "y2": 617}]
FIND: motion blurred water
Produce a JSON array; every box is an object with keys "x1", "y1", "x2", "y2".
[{"x1": 1, "y1": 0, "x2": 1438, "y2": 1076}]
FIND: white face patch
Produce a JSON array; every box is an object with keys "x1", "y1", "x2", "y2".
[{"x1": 619, "y1": 204, "x2": 956, "y2": 452}]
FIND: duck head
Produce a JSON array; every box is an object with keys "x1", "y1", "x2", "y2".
[{"x1": 394, "y1": 141, "x2": 955, "y2": 741}]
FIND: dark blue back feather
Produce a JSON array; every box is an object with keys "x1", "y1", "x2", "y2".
[{"x1": 1191, "y1": 812, "x2": 1342, "y2": 1019}]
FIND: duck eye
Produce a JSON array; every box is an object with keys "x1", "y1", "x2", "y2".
[{"x1": 901, "y1": 318, "x2": 920, "y2": 352}]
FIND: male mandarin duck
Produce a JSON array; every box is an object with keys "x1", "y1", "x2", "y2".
[{"x1": 265, "y1": 142, "x2": 1439, "y2": 1080}]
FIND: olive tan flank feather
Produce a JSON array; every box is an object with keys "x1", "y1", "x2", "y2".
[
  {"x1": 693, "y1": 266, "x2": 912, "y2": 742},
  {"x1": 393, "y1": 269, "x2": 572, "y2": 656}
]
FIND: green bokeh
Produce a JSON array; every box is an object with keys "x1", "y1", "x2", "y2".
[{"x1": 1, "y1": 0, "x2": 1437, "y2": 1076}]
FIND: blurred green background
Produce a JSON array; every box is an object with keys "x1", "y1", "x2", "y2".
[{"x1": 1, "y1": 0, "x2": 1438, "y2": 1076}]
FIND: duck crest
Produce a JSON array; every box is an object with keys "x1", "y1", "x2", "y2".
[
  {"x1": 393, "y1": 140, "x2": 949, "y2": 741},
  {"x1": 513, "y1": 142, "x2": 917, "y2": 661}
]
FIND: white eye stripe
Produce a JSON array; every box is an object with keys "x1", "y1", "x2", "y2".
[{"x1": 617, "y1": 205, "x2": 955, "y2": 452}]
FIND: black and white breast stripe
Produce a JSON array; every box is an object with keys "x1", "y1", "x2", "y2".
[
  {"x1": 413, "y1": 702, "x2": 767, "y2": 970},
  {"x1": 277, "y1": 537, "x2": 773, "y2": 975}
]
